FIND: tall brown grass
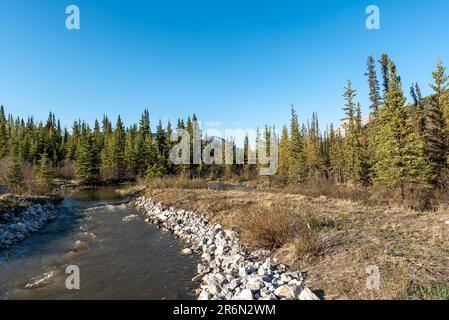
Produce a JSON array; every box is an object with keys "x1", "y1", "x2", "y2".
[
  {"x1": 236, "y1": 203, "x2": 320, "y2": 260},
  {"x1": 145, "y1": 176, "x2": 208, "y2": 190}
]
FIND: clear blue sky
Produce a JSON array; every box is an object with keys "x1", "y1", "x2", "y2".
[{"x1": 0, "y1": 0, "x2": 448, "y2": 134}]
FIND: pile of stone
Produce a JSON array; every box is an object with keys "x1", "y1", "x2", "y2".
[
  {"x1": 134, "y1": 196, "x2": 319, "y2": 301},
  {"x1": 0, "y1": 204, "x2": 57, "y2": 250}
]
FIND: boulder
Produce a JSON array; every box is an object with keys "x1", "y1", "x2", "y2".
[
  {"x1": 247, "y1": 275, "x2": 263, "y2": 292},
  {"x1": 198, "y1": 290, "x2": 211, "y2": 300},
  {"x1": 236, "y1": 289, "x2": 253, "y2": 300},
  {"x1": 227, "y1": 278, "x2": 241, "y2": 291},
  {"x1": 181, "y1": 248, "x2": 192, "y2": 255},
  {"x1": 298, "y1": 287, "x2": 320, "y2": 300},
  {"x1": 274, "y1": 285, "x2": 297, "y2": 300}
]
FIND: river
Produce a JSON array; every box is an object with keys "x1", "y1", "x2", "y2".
[{"x1": 0, "y1": 187, "x2": 198, "y2": 300}]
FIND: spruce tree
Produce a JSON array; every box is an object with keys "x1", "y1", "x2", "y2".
[
  {"x1": 124, "y1": 126, "x2": 138, "y2": 178},
  {"x1": 75, "y1": 129, "x2": 99, "y2": 185},
  {"x1": 66, "y1": 121, "x2": 80, "y2": 160},
  {"x1": 410, "y1": 83, "x2": 426, "y2": 137},
  {"x1": 430, "y1": 61, "x2": 449, "y2": 131},
  {"x1": 243, "y1": 133, "x2": 254, "y2": 180},
  {"x1": 371, "y1": 61, "x2": 432, "y2": 199},
  {"x1": 278, "y1": 125, "x2": 290, "y2": 179},
  {"x1": 155, "y1": 119, "x2": 167, "y2": 174},
  {"x1": 341, "y1": 80, "x2": 364, "y2": 183},
  {"x1": 306, "y1": 112, "x2": 323, "y2": 179},
  {"x1": 165, "y1": 120, "x2": 175, "y2": 175},
  {"x1": 101, "y1": 116, "x2": 125, "y2": 181},
  {"x1": 379, "y1": 53, "x2": 390, "y2": 97},
  {"x1": 5, "y1": 156, "x2": 22, "y2": 193},
  {"x1": 0, "y1": 105, "x2": 7, "y2": 158},
  {"x1": 426, "y1": 61, "x2": 449, "y2": 185},
  {"x1": 36, "y1": 153, "x2": 54, "y2": 192},
  {"x1": 288, "y1": 106, "x2": 307, "y2": 182},
  {"x1": 366, "y1": 56, "x2": 382, "y2": 113},
  {"x1": 135, "y1": 110, "x2": 152, "y2": 177}
]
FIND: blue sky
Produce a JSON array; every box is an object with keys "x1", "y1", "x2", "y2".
[{"x1": 0, "y1": 0, "x2": 448, "y2": 134}]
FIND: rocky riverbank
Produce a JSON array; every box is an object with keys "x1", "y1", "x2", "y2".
[
  {"x1": 134, "y1": 196, "x2": 319, "y2": 301},
  {"x1": 0, "y1": 202, "x2": 58, "y2": 250}
]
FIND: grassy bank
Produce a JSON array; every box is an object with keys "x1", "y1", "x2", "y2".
[{"x1": 126, "y1": 181, "x2": 449, "y2": 300}]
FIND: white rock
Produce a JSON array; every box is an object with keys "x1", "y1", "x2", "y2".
[
  {"x1": 298, "y1": 287, "x2": 320, "y2": 300},
  {"x1": 274, "y1": 285, "x2": 297, "y2": 300},
  {"x1": 227, "y1": 279, "x2": 241, "y2": 291},
  {"x1": 213, "y1": 273, "x2": 226, "y2": 285},
  {"x1": 135, "y1": 196, "x2": 314, "y2": 302},
  {"x1": 198, "y1": 290, "x2": 211, "y2": 300},
  {"x1": 215, "y1": 244, "x2": 225, "y2": 256},
  {"x1": 280, "y1": 273, "x2": 291, "y2": 283},
  {"x1": 208, "y1": 282, "x2": 221, "y2": 295},
  {"x1": 182, "y1": 248, "x2": 193, "y2": 254},
  {"x1": 247, "y1": 275, "x2": 263, "y2": 292},
  {"x1": 238, "y1": 267, "x2": 248, "y2": 278},
  {"x1": 236, "y1": 289, "x2": 253, "y2": 300},
  {"x1": 257, "y1": 267, "x2": 267, "y2": 276}
]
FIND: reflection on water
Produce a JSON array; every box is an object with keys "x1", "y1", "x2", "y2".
[{"x1": 0, "y1": 187, "x2": 198, "y2": 300}]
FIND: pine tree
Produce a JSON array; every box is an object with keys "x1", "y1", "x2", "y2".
[
  {"x1": 371, "y1": 61, "x2": 432, "y2": 199},
  {"x1": 93, "y1": 119, "x2": 104, "y2": 151},
  {"x1": 66, "y1": 121, "x2": 80, "y2": 160},
  {"x1": 5, "y1": 156, "x2": 22, "y2": 193},
  {"x1": 278, "y1": 125, "x2": 289, "y2": 178},
  {"x1": 135, "y1": 110, "x2": 152, "y2": 177},
  {"x1": 0, "y1": 105, "x2": 7, "y2": 158},
  {"x1": 165, "y1": 120, "x2": 175, "y2": 175},
  {"x1": 430, "y1": 61, "x2": 449, "y2": 131},
  {"x1": 36, "y1": 153, "x2": 54, "y2": 192},
  {"x1": 366, "y1": 56, "x2": 382, "y2": 113},
  {"x1": 139, "y1": 109, "x2": 151, "y2": 139},
  {"x1": 75, "y1": 129, "x2": 99, "y2": 185},
  {"x1": 155, "y1": 119, "x2": 167, "y2": 174},
  {"x1": 328, "y1": 124, "x2": 344, "y2": 182},
  {"x1": 410, "y1": 83, "x2": 426, "y2": 137},
  {"x1": 101, "y1": 116, "x2": 126, "y2": 181},
  {"x1": 243, "y1": 133, "x2": 255, "y2": 180},
  {"x1": 306, "y1": 113, "x2": 323, "y2": 179},
  {"x1": 341, "y1": 80, "x2": 365, "y2": 183},
  {"x1": 426, "y1": 61, "x2": 449, "y2": 185},
  {"x1": 288, "y1": 106, "x2": 307, "y2": 182},
  {"x1": 379, "y1": 53, "x2": 390, "y2": 97},
  {"x1": 124, "y1": 126, "x2": 138, "y2": 178}
]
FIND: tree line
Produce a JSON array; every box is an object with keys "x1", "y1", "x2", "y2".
[
  {"x1": 1, "y1": 54, "x2": 448, "y2": 206},
  {"x1": 278, "y1": 54, "x2": 449, "y2": 207}
]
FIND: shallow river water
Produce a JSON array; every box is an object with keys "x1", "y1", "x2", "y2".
[{"x1": 0, "y1": 187, "x2": 198, "y2": 300}]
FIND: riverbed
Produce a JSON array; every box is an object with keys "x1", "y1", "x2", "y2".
[{"x1": 0, "y1": 187, "x2": 198, "y2": 300}]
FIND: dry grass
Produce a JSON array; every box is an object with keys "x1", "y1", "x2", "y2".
[
  {"x1": 236, "y1": 203, "x2": 319, "y2": 256},
  {"x1": 144, "y1": 185, "x2": 449, "y2": 300},
  {"x1": 145, "y1": 177, "x2": 208, "y2": 190}
]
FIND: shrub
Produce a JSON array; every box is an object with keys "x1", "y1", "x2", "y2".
[
  {"x1": 238, "y1": 204, "x2": 295, "y2": 250},
  {"x1": 55, "y1": 160, "x2": 75, "y2": 179},
  {"x1": 238, "y1": 203, "x2": 320, "y2": 255}
]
